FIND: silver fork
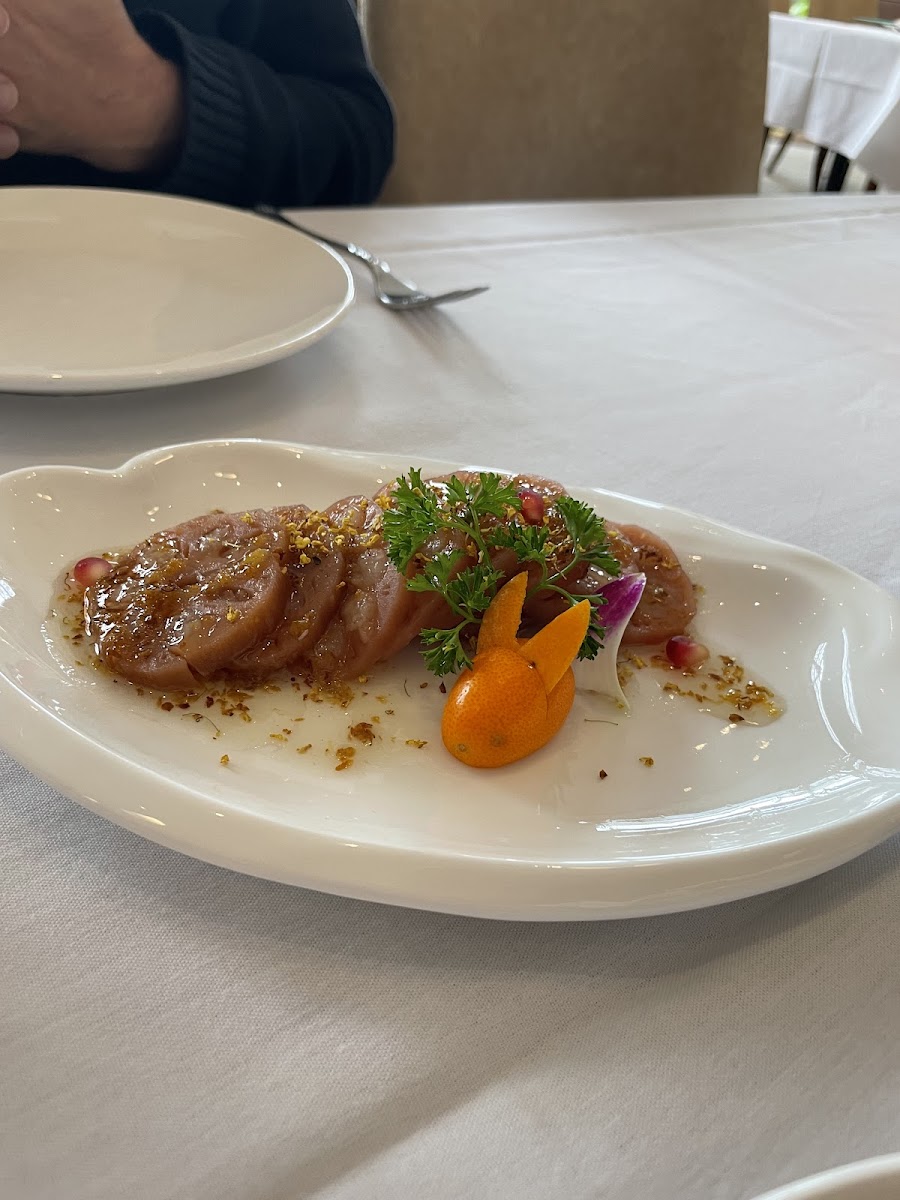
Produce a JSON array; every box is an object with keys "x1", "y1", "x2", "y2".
[{"x1": 256, "y1": 206, "x2": 489, "y2": 312}]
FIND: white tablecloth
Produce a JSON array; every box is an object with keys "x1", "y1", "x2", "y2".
[
  {"x1": 767, "y1": 12, "x2": 900, "y2": 185},
  {"x1": 3, "y1": 195, "x2": 900, "y2": 1200}
]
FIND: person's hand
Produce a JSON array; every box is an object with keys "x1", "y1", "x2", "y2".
[{"x1": 0, "y1": 0, "x2": 183, "y2": 173}]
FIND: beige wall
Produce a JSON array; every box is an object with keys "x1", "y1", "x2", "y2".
[
  {"x1": 808, "y1": 0, "x2": 878, "y2": 17},
  {"x1": 364, "y1": 0, "x2": 769, "y2": 205}
]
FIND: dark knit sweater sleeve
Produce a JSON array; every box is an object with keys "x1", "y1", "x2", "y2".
[{"x1": 134, "y1": 1, "x2": 394, "y2": 208}]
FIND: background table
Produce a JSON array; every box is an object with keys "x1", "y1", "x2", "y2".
[
  {"x1": 767, "y1": 12, "x2": 900, "y2": 186},
  {"x1": 3, "y1": 194, "x2": 900, "y2": 1200}
]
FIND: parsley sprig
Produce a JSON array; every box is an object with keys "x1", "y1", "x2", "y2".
[
  {"x1": 382, "y1": 471, "x2": 621, "y2": 675},
  {"x1": 491, "y1": 495, "x2": 622, "y2": 661}
]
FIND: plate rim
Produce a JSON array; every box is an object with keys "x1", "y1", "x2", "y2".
[
  {"x1": 751, "y1": 1153, "x2": 900, "y2": 1200},
  {"x1": 1, "y1": 437, "x2": 899, "y2": 920},
  {"x1": 0, "y1": 188, "x2": 355, "y2": 394}
]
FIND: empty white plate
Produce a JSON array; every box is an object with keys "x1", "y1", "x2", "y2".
[
  {"x1": 752, "y1": 1155, "x2": 900, "y2": 1199},
  {"x1": 1, "y1": 440, "x2": 899, "y2": 919},
  {"x1": 0, "y1": 188, "x2": 353, "y2": 393}
]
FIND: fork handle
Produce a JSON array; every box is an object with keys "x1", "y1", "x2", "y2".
[{"x1": 256, "y1": 207, "x2": 417, "y2": 297}]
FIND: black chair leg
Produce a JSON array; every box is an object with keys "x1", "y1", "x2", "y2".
[
  {"x1": 812, "y1": 146, "x2": 829, "y2": 191},
  {"x1": 825, "y1": 153, "x2": 851, "y2": 192},
  {"x1": 765, "y1": 130, "x2": 794, "y2": 175}
]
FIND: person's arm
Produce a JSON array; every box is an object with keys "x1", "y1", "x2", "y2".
[{"x1": 134, "y1": 0, "x2": 394, "y2": 208}]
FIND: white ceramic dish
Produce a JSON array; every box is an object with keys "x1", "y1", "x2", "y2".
[
  {"x1": 0, "y1": 189, "x2": 353, "y2": 394},
  {"x1": 1, "y1": 439, "x2": 898, "y2": 920},
  {"x1": 751, "y1": 1155, "x2": 900, "y2": 1199}
]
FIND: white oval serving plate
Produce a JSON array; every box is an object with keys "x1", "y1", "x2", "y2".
[
  {"x1": 0, "y1": 439, "x2": 898, "y2": 920},
  {"x1": 752, "y1": 1155, "x2": 900, "y2": 1200},
  {"x1": 0, "y1": 189, "x2": 353, "y2": 394}
]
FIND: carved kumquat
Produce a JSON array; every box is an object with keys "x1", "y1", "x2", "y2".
[{"x1": 441, "y1": 573, "x2": 590, "y2": 768}]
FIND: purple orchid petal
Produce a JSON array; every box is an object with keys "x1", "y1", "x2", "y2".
[{"x1": 597, "y1": 572, "x2": 646, "y2": 635}]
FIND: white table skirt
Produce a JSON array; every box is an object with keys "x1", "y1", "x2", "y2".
[
  {"x1": 3, "y1": 195, "x2": 900, "y2": 1200},
  {"x1": 767, "y1": 12, "x2": 900, "y2": 184}
]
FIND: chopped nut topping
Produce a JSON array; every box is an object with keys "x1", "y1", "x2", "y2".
[
  {"x1": 349, "y1": 722, "x2": 376, "y2": 746},
  {"x1": 335, "y1": 746, "x2": 356, "y2": 771}
]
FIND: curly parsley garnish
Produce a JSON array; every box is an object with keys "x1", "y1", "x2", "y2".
[{"x1": 383, "y1": 471, "x2": 621, "y2": 675}]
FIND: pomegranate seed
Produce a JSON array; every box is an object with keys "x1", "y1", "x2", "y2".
[
  {"x1": 71, "y1": 556, "x2": 111, "y2": 589},
  {"x1": 518, "y1": 487, "x2": 545, "y2": 525},
  {"x1": 666, "y1": 635, "x2": 709, "y2": 672}
]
